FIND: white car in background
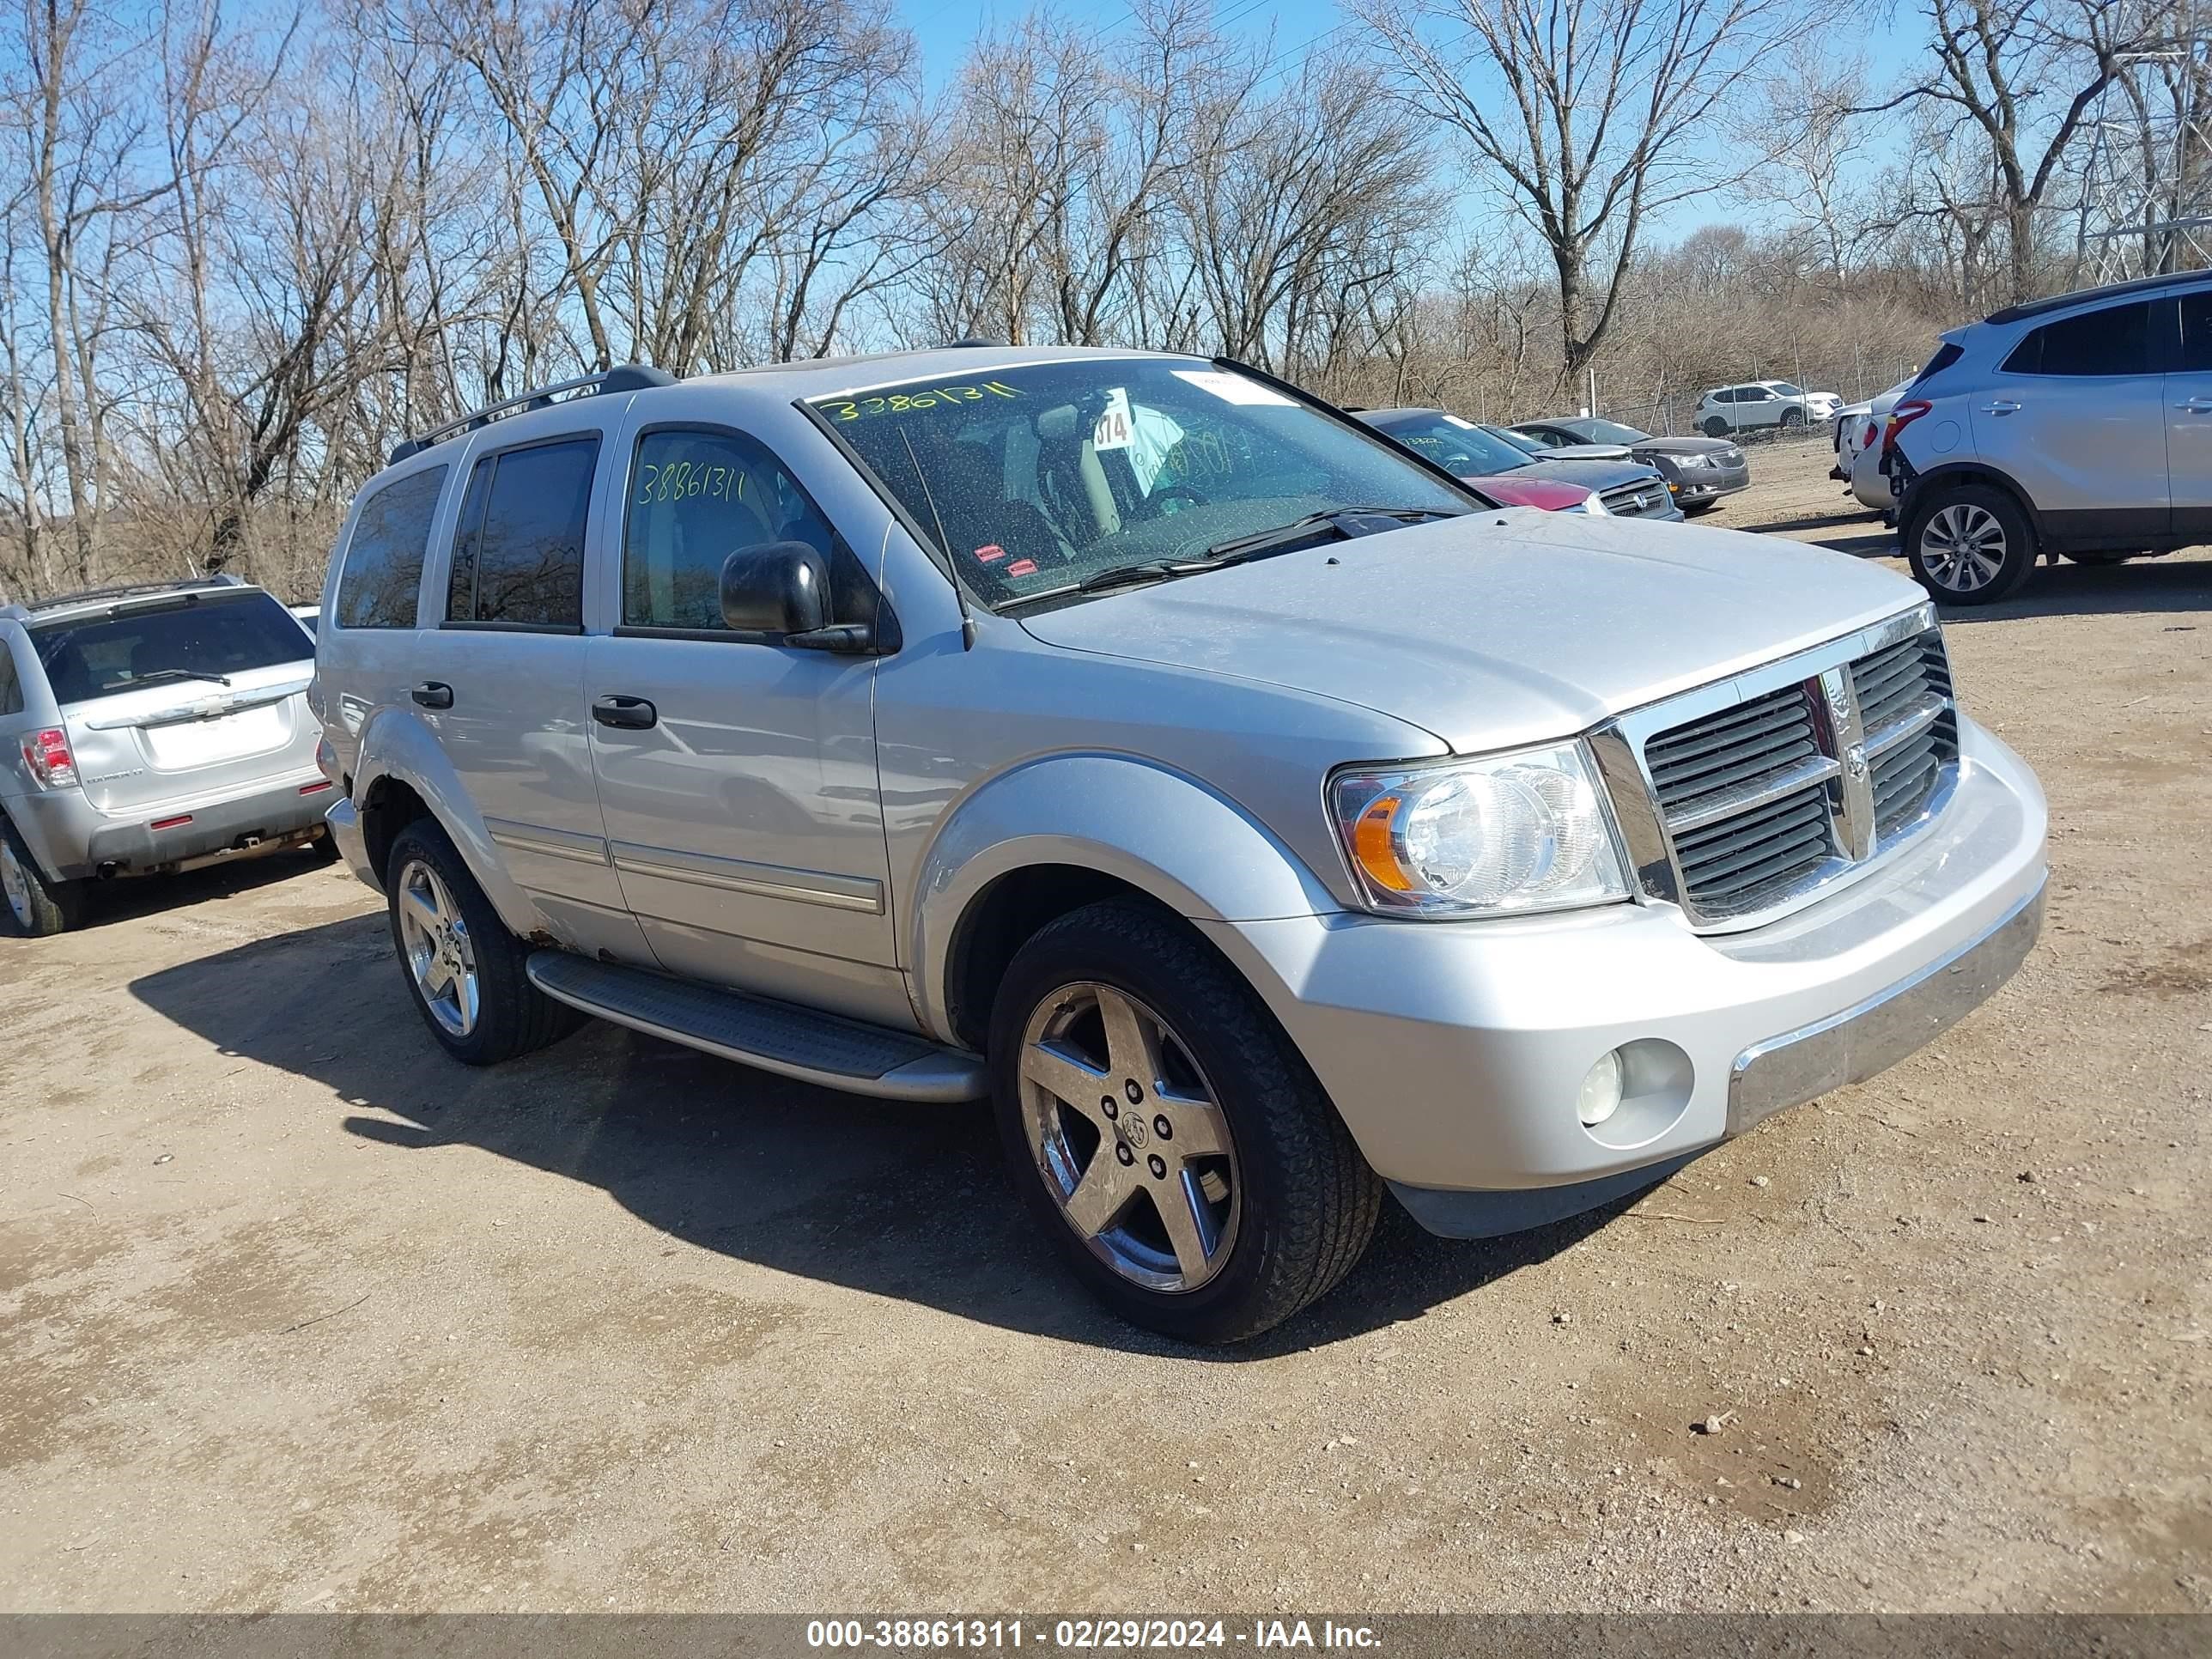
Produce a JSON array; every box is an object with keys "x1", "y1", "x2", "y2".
[
  {"x1": 1843, "y1": 379, "x2": 1919, "y2": 515},
  {"x1": 1696, "y1": 381, "x2": 1841, "y2": 436}
]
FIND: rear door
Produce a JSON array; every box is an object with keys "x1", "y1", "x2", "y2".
[
  {"x1": 32, "y1": 590, "x2": 319, "y2": 816},
  {"x1": 2168, "y1": 285, "x2": 2212, "y2": 544},
  {"x1": 1976, "y1": 297, "x2": 2169, "y2": 546},
  {"x1": 409, "y1": 422, "x2": 644, "y2": 959}
]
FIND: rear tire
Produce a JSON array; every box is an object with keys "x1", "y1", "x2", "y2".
[
  {"x1": 0, "y1": 816, "x2": 82, "y2": 937},
  {"x1": 989, "y1": 899, "x2": 1382, "y2": 1344},
  {"x1": 384, "y1": 818, "x2": 581, "y2": 1065},
  {"x1": 1905, "y1": 483, "x2": 2037, "y2": 605},
  {"x1": 1701, "y1": 416, "x2": 1729, "y2": 438}
]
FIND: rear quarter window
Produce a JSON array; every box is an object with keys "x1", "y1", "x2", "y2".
[
  {"x1": 0, "y1": 634, "x2": 21, "y2": 715},
  {"x1": 336, "y1": 465, "x2": 447, "y2": 629},
  {"x1": 2001, "y1": 301, "x2": 2154, "y2": 375},
  {"x1": 30, "y1": 592, "x2": 312, "y2": 705}
]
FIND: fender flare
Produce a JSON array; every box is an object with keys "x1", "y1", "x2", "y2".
[
  {"x1": 350, "y1": 707, "x2": 547, "y2": 939},
  {"x1": 1898, "y1": 461, "x2": 2040, "y2": 539},
  {"x1": 905, "y1": 751, "x2": 1340, "y2": 1041}
]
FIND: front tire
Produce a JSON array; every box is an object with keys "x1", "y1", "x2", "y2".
[
  {"x1": 990, "y1": 899, "x2": 1382, "y2": 1344},
  {"x1": 1, "y1": 816, "x2": 82, "y2": 937},
  {"x1": 1683, "y1": 500, "x2": 1721, "y2": 517},
  {"x1": 1780, "y1": 406, "x2": 1805, "y2": 428},
  {"x1": 1905, "y1": 484, "x2": 2036, "y2": 605},
  {"x1": 385, "y1": 819, "x2": 580, "y2": 1065}
]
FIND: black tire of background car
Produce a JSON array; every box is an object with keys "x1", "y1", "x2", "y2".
[
  {"x1": 1780, "y1": 407, "x2": 1805, "y2": 427},
  {"x1": 1905, "y1": 483, "x2": 2038, "y2": 606},
  {"x1": 1683, "y1": 501, "x2": 1722, "y2": 516},
  {"x1": 2063, "y1": 550, "x2": 2137, "y2": 566},
  {"x1": 1702, "y1": 416, "x2": 1730, "y2": 437},
  {"x1": 988, "y1": 898, "x2": 1383, "y2": 1345},
  {"x1": 0, "y1": 813, "x2": 83, "y2": 937},
  {"x1": 383, "y1": 817, "x2": 583, "y2": 1065}
]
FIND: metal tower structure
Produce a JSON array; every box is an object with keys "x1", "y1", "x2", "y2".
[{"x1": 2074, "y1": 0, "x2": 2212, "y2": 283}]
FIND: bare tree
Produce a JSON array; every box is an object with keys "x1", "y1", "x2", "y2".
[{"x1": 1360, "y1": 0, "x2": 1822, "y2": 388}]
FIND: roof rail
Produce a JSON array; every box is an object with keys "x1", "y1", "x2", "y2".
[
  {"x1": 388, "y1": 363, "x2": 677, "y2": 467},
  {"x1": 1984, "y1": 269, "x2": 2211, "y2": 325},
  {"x1": 944, "y1": 336, "x2": 1006, "y2": 348}
]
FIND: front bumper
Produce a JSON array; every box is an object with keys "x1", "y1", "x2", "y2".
[
  {"x1": 8, "y1": 772, "x2": 335, "y2": 879},
  {"x1": 1671, "y1": 465, "x2": 1749, "y2": 503},
  {"x1": 1199, "y1": 719, "x2": 2045, "y2": 1233}
]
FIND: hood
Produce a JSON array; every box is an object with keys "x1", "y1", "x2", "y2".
[
  {"x1": 1018, "y1": 511, "x2": 1925, "y2": 754},
  {"x1": 1532, "y1": 441, "x2": 1632, "y2": 460},
  {"x1": 1510, "y1": 458, "x2": 1665, "y2": 492},
  {"x1": 1632, "y1": 434, "x2": 1736, "y2": 459}
]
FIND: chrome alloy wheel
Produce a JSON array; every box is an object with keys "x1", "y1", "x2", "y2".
[
  {"x1": 1919, "y1": 501, "x2": 2008, "y2": 593},
  {"x1": 395, "y1": 857, "x2": 479, "y2": 1036},
  {"x1": 1, "y1": 837, "x2": 30, "y2": 929},
  {"x1": 1018, "y1": 982, "x2": 1241, "y2": 1293}
]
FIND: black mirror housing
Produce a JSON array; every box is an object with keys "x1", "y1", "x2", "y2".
[{"x1": 721, "y1": 541, "x2": 831, "y2": 635}]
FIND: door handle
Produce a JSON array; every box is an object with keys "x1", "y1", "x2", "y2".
[
  {"x1": 2177, "y1": 398, "x2": 2212, "y2": 413},
  {"x1": 1980, "y1": 400, "x2": 2021, "y2": 415},
  {"x1": 410, "y1": 681, "x2": 453, "y2": 709},
  {"x1": 592, "y1": 694, "x2": 658, "y2": 730}
]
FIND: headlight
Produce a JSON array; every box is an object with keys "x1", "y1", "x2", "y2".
[{"x1": 1328, "y1": 744, "x2": 1632, "y2": 917}]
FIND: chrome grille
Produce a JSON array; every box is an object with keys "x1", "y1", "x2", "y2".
[
  {"x1": 1602, "y1": 482, "x2": 1669, "y2": 518},
  {"x1": 1601, "y1": 608, "x2": 1959, "y2": 930}
]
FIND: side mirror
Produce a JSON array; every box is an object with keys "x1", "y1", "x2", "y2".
[{"x1": 721, "y1": 541, "x2": 831, "y2": 635}]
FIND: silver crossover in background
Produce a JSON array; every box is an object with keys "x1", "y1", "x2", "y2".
[
  {"x1": 0, "y1": 576, "x2": 334, "y2": 935},
  {"x1": 311, "y1": 347, "x2": 2047, "y2": 1342}
]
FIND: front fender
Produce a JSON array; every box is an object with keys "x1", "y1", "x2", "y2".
[
  {"x1": 906, "y1": 752, "x2": 1341, "y2": 1040},
  {"x1": 352, "y1": 707, "x2": 546, "y2": 939}
]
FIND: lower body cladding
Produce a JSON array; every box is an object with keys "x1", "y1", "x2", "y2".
[
  {"x1": 1200, "y1": 721, "x2": 2046, "y2": 1239},
  {"x1": 10, "y1": 771, "x2": 336, "y2": 881}
]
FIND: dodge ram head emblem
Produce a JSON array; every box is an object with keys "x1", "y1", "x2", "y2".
[
  {"x1": 1844, "y1": 744, "x2": 1869, "y2": 780},
  {"x1": 1121, "y1": 1113, "x2": 1150, "y2": 1149}
]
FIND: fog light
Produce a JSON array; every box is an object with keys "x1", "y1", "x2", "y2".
[{"x1": 1577, "y1": 1049, "x2": 1625, "y2": 1127}]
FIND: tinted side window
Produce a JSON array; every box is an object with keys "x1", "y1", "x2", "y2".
[
  {"x1": 0, "y1": 637, "x2": 21, "y2": 715},
  {"x1": 2179, "y1": 289, "x2": 2212, "y2": 372},
  {"x1": 335, "y1": 465, "x2": 447, "y2": 629},
  {"x1": 623, "y1": 428, "x2": 838, "y2": 630},
  {"x1": 447, "y1": 436, "x2": 599, "y2": 628},
  {"x1": 2002, "y1": 301, "x2": 2153, "y2": 376}
]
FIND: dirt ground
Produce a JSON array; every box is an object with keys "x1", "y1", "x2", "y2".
[{"x1": 3, "y1": 441, "x2": 2208, "y2": 1614}]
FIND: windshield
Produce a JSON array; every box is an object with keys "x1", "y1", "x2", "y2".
[
  {"x1": 1368, "y1": 413, "x2": 1532, "y2": 477},
  {"x1": 1579, "y1": 418, "x2": 1650, "y2": 444},
  {"x1": 32, "y1": 591, "x2": 309, "y2": 705},
  {"x1": 814, "y1": 361, "x2": 1469, "y2": 609}
]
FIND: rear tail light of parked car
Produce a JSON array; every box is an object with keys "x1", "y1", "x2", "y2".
[
  {"x1": 21, "y1": 727, "x2": 76, "y2": 788},
  {"x1": 1881, "y1": 399, "x2": 1933, "y2": 459}
]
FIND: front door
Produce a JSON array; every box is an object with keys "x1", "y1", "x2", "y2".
[
  {"x1": 410, "y1": 426, "x2": 644, "y2": 961},
  {"x1": 2169, "y1": 287, "x2": 2212, "y2": 544},
  {"x1": 585, "y1": 419, "x2": 905, "y2": 1029},
  {"x1": 1973, "y1": 295, "x2": 2171, "y2": 547}
]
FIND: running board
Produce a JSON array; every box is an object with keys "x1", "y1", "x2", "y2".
[{"x1": 525, "y1": 951, "x2": 986, "y2": 1103}]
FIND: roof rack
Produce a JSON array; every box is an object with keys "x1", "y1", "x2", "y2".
[
  {"x1": 1, "y1": 574, "x2": 246, "y2": 623},
  {"x1": 388, "y1": 363, "x2": 677, "y2": 467},
  {"x1": 1984, "y1": 268, "x2": 2210, "y2": 325}
]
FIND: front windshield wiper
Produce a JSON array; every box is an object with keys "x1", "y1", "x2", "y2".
[
  {"x1": 113, "y1": 667, "x2": 232, "y2": 690},
  {"x1": 1200, "y1": 505, "x2": 1460, "y2": 563},
  {"x1": 1076, "y1": 560, "x2": 1213, "y2": 594}
]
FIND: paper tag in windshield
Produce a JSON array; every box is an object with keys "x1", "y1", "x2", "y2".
[
  {"x1": 1094, "y1": 388, "x2": 1135, "y2": 452},
  {"x1": 1170, "y1": 368, "x2": 1294, "y2": 406}
]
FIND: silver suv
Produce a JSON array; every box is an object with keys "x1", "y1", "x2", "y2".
[
  {"x1": 1887, "y1": 270, "x2": 2212, "y2": 603},
  {"x1": 313, "y1": 348, "x2": 2047, "y2": 1341},
  {"x1": 0, "y1": 577, "x2": 333, "y2": 935}
]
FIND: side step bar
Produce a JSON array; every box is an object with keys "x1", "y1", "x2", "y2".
[{"x1": 525, "y1": 951, "x2": 987, "y2": 1103}]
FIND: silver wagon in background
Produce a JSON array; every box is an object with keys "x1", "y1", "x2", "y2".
[{"x1": 0, "y1": 576, "x2": 335, "y2": 935}]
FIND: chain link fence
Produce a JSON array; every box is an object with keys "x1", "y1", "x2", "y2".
[{"x1": 1549, "y1": 354, "x2": 1928, "y2": 448}]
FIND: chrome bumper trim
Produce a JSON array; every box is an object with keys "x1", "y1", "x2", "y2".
[{"x1": 1727, "y1": 878, "x2": 2045, "y2": 1134}]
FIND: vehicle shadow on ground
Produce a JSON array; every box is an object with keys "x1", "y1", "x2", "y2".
[
  {"x1": 49, "y1": 843, "x2": 336, "y2": 933},
  {"x1": 1938, "y1": 556, "x2": 2212, "y2": 623},
  {"x1": 129, "y1": 915, "x2": 1615, "y2": 1357}
]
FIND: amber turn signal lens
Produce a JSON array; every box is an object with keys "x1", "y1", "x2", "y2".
[{"x1": 1351, "y1": 793, "x2": 1412, "y2": 890}]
